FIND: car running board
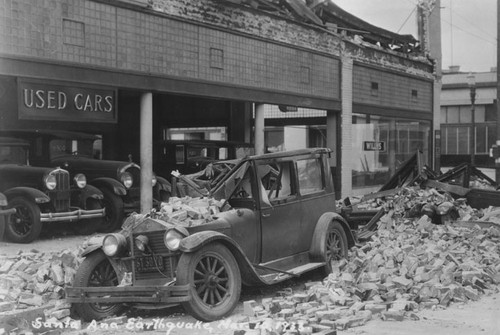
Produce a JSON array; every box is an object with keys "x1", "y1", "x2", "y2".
[{"x1": 257, "y1": 262, "x2": 325, "y2": 285}]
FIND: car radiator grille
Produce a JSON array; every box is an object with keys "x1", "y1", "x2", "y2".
[
  {"x1": 131, "y1": 230, "x2": 179, "y2": 281},
  {"x1": 48, "y1": 169, "x2": 70, "y2": 212}
]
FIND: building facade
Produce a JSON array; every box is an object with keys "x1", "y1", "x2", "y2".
[
  {"x1": 440, "y1": 67, "x2": 497, "y2": 168},
  {"x1": 0, "y1": 0, "x2": 435, "y2": 198}
]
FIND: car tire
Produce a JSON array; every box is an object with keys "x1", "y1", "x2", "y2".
[
  {"x1": 73, "y1": 198, "x2": 102, "y2": 235},
  {"x1": 5, "y1": 197, "x2": 42, "y2": 243},
  {"x1": 72, "y1": 250, "x2": 125, "y2": 321},
  {"x1": 99, "y1": 188, "x2": 124, "y2": 233},
  {"x1": 176, "y1": 243, "x2": 241, "y2": 322},
  {"x1": 323, "y1": 220, "x2": 348, "y2": 275}
]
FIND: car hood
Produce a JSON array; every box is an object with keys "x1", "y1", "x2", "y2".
[
  {"x1": 0, "y1": 164, "x2": 58, "y2": 191},
  {"x1": 52, "y1": 156, "x2": 139, "y2": 179}
]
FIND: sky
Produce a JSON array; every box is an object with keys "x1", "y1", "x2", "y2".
[{"x1": 333, "y1": 0, "x2": 497, "y2": 73}]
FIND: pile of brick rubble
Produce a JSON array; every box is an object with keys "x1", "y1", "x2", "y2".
[
  {"x1": 241, "y1": 186, "x2": 500, "y2": 332},
  {"x1": 156, "y1": 196, "x2": 226, "y2": 226},
  {"x1": 0, "y1": 247, "x2": 83, "y2": 330},
  {"x1": 1, "y1": 188, "x2": 500, "y2": 334}
]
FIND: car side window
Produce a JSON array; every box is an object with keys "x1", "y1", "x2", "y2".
[
  {"x1": 297, "y1": 158, "x2": 324, "y2": 195},
  {"x1": 259, "y1": 162, "x2": 295, "y2": 203}
]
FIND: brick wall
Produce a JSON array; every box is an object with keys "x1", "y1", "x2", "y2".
[
  {"x1": 353, "y1": 65, "x2": 433, "y2": 112},
  {"x1": 0, "y1": 0, "x2": 433, "y2": 102}
]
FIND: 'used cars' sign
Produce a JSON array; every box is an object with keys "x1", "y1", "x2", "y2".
[
  {"x1": 363, "y1": 141, "x2": 385, "y2": 151},
  {"x1": 18, "y1": 79, "x2": 117, "y2": 123}
]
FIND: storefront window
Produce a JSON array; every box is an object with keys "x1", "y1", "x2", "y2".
[{"x1": 351, "y1": 114, "x2": 430, "y2": 190}]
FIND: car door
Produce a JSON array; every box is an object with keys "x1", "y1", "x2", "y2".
[{"x1": 258, "y1": 159, "x2": 303, "y2": 263}]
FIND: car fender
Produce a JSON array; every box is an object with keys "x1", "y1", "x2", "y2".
[
  {"x1": 90, "y1": 178, "x2": 127, "y2": 196},
  {"x1": 3, "y1": 187, "x2": 50, "y2": 204},
  {"x1": 309, "y1": 212, "x2": 356, "y2": 261},
  {"x1": 179, "y1": 231, "x2": 265, "y2": 286},
  {"x1": 80, "y1": 248, "x2": 128, "y2": 282},
  {"x1": 71, "y1": 184, "x2": 104, "y2": 207},
  {"x1": 155, "y1": 176, "x2": 171, "y2": 193}
]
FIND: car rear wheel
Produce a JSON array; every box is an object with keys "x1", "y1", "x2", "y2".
[
  {"x1": 72, "y1": 250, "x2": 125, "y2": 321},
  {"x1": 324, "y1": 220, "x2": 348, "y2": 275},
  {"x1": 176, "y1": 243, "x2": 241, "y2": 322},
  {"x1": 99, "y1": 188, "x2": 124, "y2": 233},
  {"x1": 5, "y1": 197, "x2": 42, "y2": 243}
]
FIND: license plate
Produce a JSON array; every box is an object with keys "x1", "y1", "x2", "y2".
[{"x1": 135, "y1": 255, "x2": 164, "y2": 272}]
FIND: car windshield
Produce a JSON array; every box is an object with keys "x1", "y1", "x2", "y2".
[
  {"x1": 49, "y1": 139, "x2": 96, "y2": 159},
  {"x1": 0, "y1": 145, "x2": 28, "y2": 165}
]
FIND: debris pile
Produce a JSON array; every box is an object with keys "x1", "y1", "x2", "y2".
[
  {"x1": 0, "y1": 248, "x2": 83, "y2": 331},
  {"x1": 156, "y1": 196, "x2": 226, "y2": 227},
  {"x1": 242, "y1": 188, "x2": 500, "y2": 332}
]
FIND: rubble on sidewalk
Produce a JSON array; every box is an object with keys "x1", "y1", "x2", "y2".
[
  {"x1": 0, "y1": 247, "x2": 85, "y2": 333},
  {"x1": 242, "y1": 185, "x2": 500, "y2": 333}
]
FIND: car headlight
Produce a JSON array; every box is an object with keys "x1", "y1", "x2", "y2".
[
  {"x1": 152, "y1": 173, "x2": 157, "y2": 187},
  {"x1": 164, "y1": 227, "x2": 189, "y2": 251},
  {"x1": 74, "y1": 174, "x2": 87, "y2": 189},
  {"x1": 44, "y1": 175, "x2": 57, "y2": 190},
  {"x1": 102, "y1": 233, "x2": 127, "y2": 257},
  {"x1": 120, "y1": 172, "x2": 133, "y2": 189}
]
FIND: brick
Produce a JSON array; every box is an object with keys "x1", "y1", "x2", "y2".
[
  {"x1": 0, "y1": 302, "x2": 15, "y2": 313},
  {"x1": 18, "y1": 293, "x2": 44, "y2": 307},
  {"x1": 0, "y1": 261, "x2": 14, "y2": 274},
  {"x1": 364, "y1": 303, "x2": 387, "y2": 314},
  {"x1": 334, "y1": 310, "x2": 371, "y2": 330},
  {"x1": 382, "y1": 310, "x2": 405, "y2": 321},
  {"x1": 315, "y1": 310, "x2": 342, "y2": 321},
  {"x1": 243, "y1": 300, "x2": 258, "y2": 317}
]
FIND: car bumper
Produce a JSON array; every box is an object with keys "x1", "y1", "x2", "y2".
[
  {"x1": 40, "y1": 208, "x2": 105, "y2": 223},
  {"x1": 65, "y1": 284, "x2": 191, "y2": 304}
]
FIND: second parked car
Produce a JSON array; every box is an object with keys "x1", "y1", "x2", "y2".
[
  {"x1": 0, "y1": 130, "x2": 172, "y2": 233},
  {"x1": 0, "y1": 137, "x2": 105, "y2": 243}
]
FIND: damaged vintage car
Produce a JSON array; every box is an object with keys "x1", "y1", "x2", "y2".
[{"x1": 66, "y1": 148, "x2": 357, "y2": 321}]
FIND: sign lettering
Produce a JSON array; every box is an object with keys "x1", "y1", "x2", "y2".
[
  {"x1": 363, "y1": 141, "x2": 386, "y2": 151},
  {"x1": 18, "y1": 79, "x2": 117, "y2": 123}
]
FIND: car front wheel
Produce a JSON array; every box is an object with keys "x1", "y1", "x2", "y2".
[
  {"x1": 72, "y1": 250, "x2": 125, "y2": 321},
  {"x1": 5, "y1": 197, "x2": 42, "y2": 243},
  {"x1": 99, "y1": 188, "x2": 124, "y2": 233},
  {"x1": 176, "y1": 243, "x2": 241, "y2": 322},
  {"x1": 324, "y1": 220, "x2": 348, "y2": 275}
]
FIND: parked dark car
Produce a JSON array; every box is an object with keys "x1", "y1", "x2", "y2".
[
  {"x1": 0, "y1": 137, "x2": 105, "y2": 243},
  {"x1": 0, "y1": 129, "x2": 172, "y2": 233},
  {"x1": 66, "y1": 148, "x2": 356, "y2": 322},
  {"x1": 154, "y1": 139, "x2": 254, "y2": 179},
  {"x1": 0, "y1": 192, "x2": 16, "y2": 241}
]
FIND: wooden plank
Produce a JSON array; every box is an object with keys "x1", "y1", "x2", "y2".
[
  {"x1": 423, "y1": 179, "x2": 470, "y2": 196},
  {"x1": 452, "y1": 220, "x2": 500, "y2": 230},
  {"x1": 361, "y1": 188, "x2": 401, "y2": 201}
]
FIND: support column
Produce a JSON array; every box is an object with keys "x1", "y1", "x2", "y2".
[
  {"x1": 340, "y1": 56, "x2": 354, "y2": 198},
  {"x1": 326, "y1": 110, "x2": 340, "y2": 197},
  {"x1": 254, "y1": 103, "x2": 265, "y2": 155},
  {"x1": 140, "y1": 92, "x2": 153, "y2": 213}
]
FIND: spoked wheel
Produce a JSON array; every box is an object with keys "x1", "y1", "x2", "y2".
[
  {"x1": 72, "y1": 251, "x2": 125, "y2": 321},
  {"x1": 177, "y1": 243, "x2": 241, "y2": 322},
  {"x1": 324, "y1": 220, "x2": 348, "y2": 274},
  {"x1": 5, "y1": 197, "x2": 42, "y2": 243}
]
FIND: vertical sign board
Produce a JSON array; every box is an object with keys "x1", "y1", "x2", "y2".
[
  {"x1": 363, "y1": 141, "x2": 386, "y2": 151},
  {"x1": 18, "y1": 78, "x2": 117, "y2": 123}
]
